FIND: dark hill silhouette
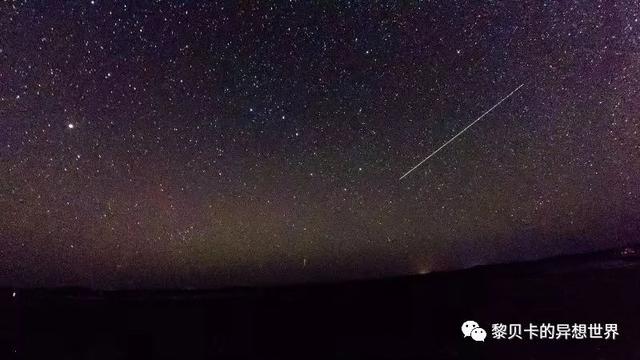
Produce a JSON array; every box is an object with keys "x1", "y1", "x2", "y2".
[{"x1": 2, "y1": 244, "x2": 640, "y2": 359}]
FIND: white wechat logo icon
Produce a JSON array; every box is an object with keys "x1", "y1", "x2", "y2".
[
  {"x1": 471, "y1": 327, "x2": 487, "y2": 342},
  {"x1": 461, "y1": 320, "x2": 486, "y2": 342}
]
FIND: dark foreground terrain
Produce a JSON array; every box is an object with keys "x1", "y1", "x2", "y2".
[{"x1": 2, "y1": 245, "x2": 640, "y2": 359}]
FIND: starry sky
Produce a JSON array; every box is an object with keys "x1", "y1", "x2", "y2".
[{"x1": 1, "y1": 1, "x2": 639, "y2": 289}]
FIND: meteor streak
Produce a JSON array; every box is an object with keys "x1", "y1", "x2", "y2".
[{"x1": 399, "y1": 83, "x2": 524, "y2": 180}]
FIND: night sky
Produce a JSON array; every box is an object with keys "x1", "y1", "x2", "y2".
[{"x1": 1, "y1": 1, "x2": 639, "y2": 289}]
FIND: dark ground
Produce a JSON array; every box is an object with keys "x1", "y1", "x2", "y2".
[{"x1": 2, "y1": 245, "x2": 640, "y2": 359}]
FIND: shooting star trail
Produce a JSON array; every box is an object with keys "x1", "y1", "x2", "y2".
[{"x1": 399, "y1": 83, "x2": 524, "y2": 180}]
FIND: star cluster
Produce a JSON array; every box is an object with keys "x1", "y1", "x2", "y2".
[{"x1": 1, "y1": 1, "x2": 639, "y2": 288}]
